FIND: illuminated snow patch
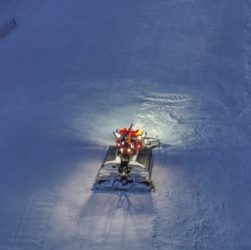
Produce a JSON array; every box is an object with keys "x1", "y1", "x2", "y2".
[
  {"x1": 134, "y1": 93, "x2": 194, "y2": 148},
  {"x1": 65, "y1": 79, "x2": 149, "y2": 146},
  {"x1": 67, "y1": 89, "x2": 196, "y2": 148}
]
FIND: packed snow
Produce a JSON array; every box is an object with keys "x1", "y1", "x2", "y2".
[{"x1": 0, "y1": 0, "x2": 251, "y2": 249}]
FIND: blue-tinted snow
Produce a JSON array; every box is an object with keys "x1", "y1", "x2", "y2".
[{"x1": 0, "y1": 0, "x2": 251, "y2": 249}]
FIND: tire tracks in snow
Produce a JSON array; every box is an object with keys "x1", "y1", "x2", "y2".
[
  {"x1": 151, "y1": 150, "x2": 171, "y2": 250},
  {"x1": 3, "y1": 188, "x2": 59, "y2": 250}
]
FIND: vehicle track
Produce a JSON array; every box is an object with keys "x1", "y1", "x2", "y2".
[{"x1": 151, "y1": 197, "x2": 161, "y2": 250}]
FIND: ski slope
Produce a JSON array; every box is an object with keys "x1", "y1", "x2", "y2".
[{"x1": 0, "y1": 0, "x2": 251, "y2": 249}]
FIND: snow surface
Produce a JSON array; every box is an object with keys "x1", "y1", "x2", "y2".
[{"x1": 0, "y1": 0, "x2": 251, "y2": 249}]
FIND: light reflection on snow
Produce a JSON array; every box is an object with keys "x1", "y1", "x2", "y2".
[
  {"x1": 134, "y1": 92, "x2": 194, "y2": 148},
  {"x1": 46, "y1": 153, "x2": 155, "y2": 250},
  {"x1": 67, "y1": 87, "x2": 195, "y2": 149}
]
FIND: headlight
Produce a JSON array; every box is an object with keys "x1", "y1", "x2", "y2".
[
  {"x1": 127, "y1": 148, "x2": 131, "y2": 153},
  {"x1": 115, "y1": 132, "x2": 121, "y2": 138}
]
